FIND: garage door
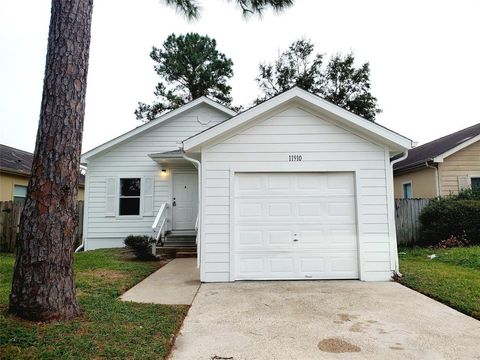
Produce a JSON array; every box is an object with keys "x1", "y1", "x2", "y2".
[{"x1": 234, "y1": 172, "x2": 358, "y2": 280}]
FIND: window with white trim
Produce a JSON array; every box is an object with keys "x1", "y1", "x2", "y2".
[
  {"x1": 403, "y1": 182, "x2": 412, "y2": 199},
  {"x1": 119, "y1": 178, "x2": 141, "y2": 216}
]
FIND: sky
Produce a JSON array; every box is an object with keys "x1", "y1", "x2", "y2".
[{"x1": 1, "y1": 0, "x2": 479, "y2": 153}]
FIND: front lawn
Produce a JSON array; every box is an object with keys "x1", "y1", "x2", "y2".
[
  {"x1": 398, "y1": 246, "x2": 480, "y2": 320},
  {"x1": 0, "y1": 249, "x2": 188, "y2": 359}
]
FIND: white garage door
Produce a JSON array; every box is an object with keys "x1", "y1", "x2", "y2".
[{"x1": 234, "y1": 172, "x2": 359, "y2": 280}]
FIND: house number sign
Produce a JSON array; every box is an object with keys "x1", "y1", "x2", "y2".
[{"x1": 288, "y1": 154, "x2": 303, "y2": 162}]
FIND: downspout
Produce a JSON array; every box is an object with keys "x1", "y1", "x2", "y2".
[
  {"x1": 390, "y1": 151, "x2": 409, "y2": 276},
  {"x1": 425, "y1": 161, "x2": 440, "y2": 197},
  {"x1": 182, "y1": 151, "x2": 202, "y2": 269}
]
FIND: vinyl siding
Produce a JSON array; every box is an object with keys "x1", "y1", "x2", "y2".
[
  {"x1": 200, "y1": 106, "x2": 394, "y2": 282},
  {"x1": 438, "y1": 140, "x2": 480, "y2": 196},
  {"x1": 84, "y1": 105, "x2": 229, "y2": 250}
]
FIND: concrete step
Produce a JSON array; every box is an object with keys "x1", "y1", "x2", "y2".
[{"x1": 163, "y1": 242, "x2": 196, "y2": 248}]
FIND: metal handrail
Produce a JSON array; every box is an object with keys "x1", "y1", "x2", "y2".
[{"x1": 151, "y1": 203, "x2": 168, "y2": 254}]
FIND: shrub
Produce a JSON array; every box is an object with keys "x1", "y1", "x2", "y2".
[
  {"x1": 455, "y1": 188, "x2": 480, "y2": 200},
  {"x1": 419, "y1": 198, "x2": 480, "y2": 246},
  {"x1": 124, "y1": 235, "x2": 157, "y2": 260}
]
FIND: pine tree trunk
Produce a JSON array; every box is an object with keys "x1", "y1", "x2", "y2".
[{"x1": 9, "y1": 0, "x2": 93, "y2": 321}]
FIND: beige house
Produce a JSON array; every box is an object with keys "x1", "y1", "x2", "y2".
[
  {"x1": 393, "y1": 123, "x2": 480, "y2": 199},
  {"x1": 0, "y1": 144, "x2": 85, "y2": 202}
]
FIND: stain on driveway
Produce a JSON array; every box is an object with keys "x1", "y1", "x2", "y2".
[{"x1": 170, "y1": 281, "x2": 480, "y2": 360}]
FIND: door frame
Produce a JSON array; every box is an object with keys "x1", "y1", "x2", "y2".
[
  {"x1": 227, "y1": 164, "x2": 362, "y2": 281},
  {"x1": 171, "y1": 169, "x2": 198, "y2": 231}
]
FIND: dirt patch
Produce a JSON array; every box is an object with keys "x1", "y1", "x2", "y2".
[
  {"x1": 390, "y1": 346, "x2": 404, "y2": 350},
  {"x1": 82, "y1": 269, "x2": 126, "y2": 281},
  {"x1": 318, "y1": 338, "x2": 361, "y2": 353},
  {"x1": 349, "y1": 322, "x2": 365, "y2": 333}
]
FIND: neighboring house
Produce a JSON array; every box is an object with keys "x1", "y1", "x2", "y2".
[
  {"x1": 81, "y1": 87, "x2": 413, "y2": 282},
  {"x1": 0, "y1": 144, "x2": 85, "y2": 202},
  {"x1": 393, "y1": 123, "x2": 480, "y2": 199}
]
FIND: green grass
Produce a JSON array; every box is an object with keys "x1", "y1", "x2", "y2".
[
  {"x1": 398, "y1": 246, "x2": 480, "y2": 320},
  {"x1": 0, "y1": 249, "x2": 188, "y2": 360}
]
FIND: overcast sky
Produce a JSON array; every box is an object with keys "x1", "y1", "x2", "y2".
[{"x1": 1, "y1": 0, "x2": 479, "y2": 153}]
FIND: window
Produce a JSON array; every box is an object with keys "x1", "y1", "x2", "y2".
[
  {"x1": 119, "y1": 178, "x2": 141, "y2": 216},
  {"x1": 13, "y1": 185, "x2": 27, "y2": 204},
  {"x1": 472, "y1": 177, "x2": 480, "y2": 190},
  {"x1": 403, "y1": 182, "x2": 412, "y2": 199}
]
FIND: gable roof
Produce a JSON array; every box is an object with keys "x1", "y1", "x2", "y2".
[
  {"x1": 0, "y1": 144, "x2": 85, "y2": 186},
  {"x1": 183, "y1": 87, "x2": 413, "y2": 152},
  {"x1": 81, "y1": 96, "x2": 237, "y2": 163},
  {"x1": 394, "y1": 122, "x2": 480, "y2": 172}
]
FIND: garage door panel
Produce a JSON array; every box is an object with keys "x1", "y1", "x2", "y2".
[
  {"x1": 235, "y1": 198, "x2": 355, "y2": 224},
  {"x1": 234, "y1": 172, "x2": 359, "y2": 280}
]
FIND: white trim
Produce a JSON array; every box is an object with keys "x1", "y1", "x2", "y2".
[
  {"x1": 81, "y1": 97, "x2": 236, "y2": 163},
  {"x1": 433, "y1": 133, "x2": 480, "y2": 163},
  {"x1": 81, "y1": 170, "x2": 90, "y2": 250},
  {"x1": 184, "y1": 87, "x2": 413, "y2": 152},
  {"x1": 389, "y1": 151, "x2": 408, "y2": 275}
]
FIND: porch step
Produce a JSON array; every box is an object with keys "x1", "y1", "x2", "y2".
[
  {"x1": 163, "y1": 234, "x2": 196, "y2": 248},
  {"x1": 156, "y1": 246, "x2": 197, "y2": 259}
]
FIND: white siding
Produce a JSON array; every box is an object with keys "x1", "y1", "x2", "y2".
[
  {"x1": 84, "y1": 105, "x2": 229, "y2": 250},
  {"x1": 201, "y1": 107, "x2": 393, "y2": 282}
]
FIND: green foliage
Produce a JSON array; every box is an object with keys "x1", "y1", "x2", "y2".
[
  {"x1": 163, "y1": 0, "x2": 294, "y2": 18},
  {"x1": 398, "y1": 246, "x2": 480, "y2": 319},
  {"x1": 255, "y1": 39, "x2": 381, "y2": 121},
  {"x1": 455, "y1": 187, "x2": 480, "y2": 200},
  {"x1": 124, "y1": 235, "x2": 157, "y2": 260},
  {"x1": 419, "y1": 197, "x2": 480, "y2": 245},
  {"x1": 0, "y1": 249, "x2": 188, "y2": 359},
  {"x1": 135, "y1": 33, "x2": 234, "y2": 121}
]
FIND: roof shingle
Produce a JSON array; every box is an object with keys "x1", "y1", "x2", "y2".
[
  {"x1": 394, "y1": 123, "x2": 480, "y2": 172},
  {"x1": 0, "y1": 144, "x2": 85, "y2": 185}
]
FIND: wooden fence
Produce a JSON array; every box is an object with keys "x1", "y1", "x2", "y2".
[
  {"x1": 0, "y1": 200, "x2": 84, "y2": 252},
  {"x1": 395, "y1": 198, "x2": 431, "y2": 245}
]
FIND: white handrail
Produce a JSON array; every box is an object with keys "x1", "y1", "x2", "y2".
[
  {"x1": 152, "y1": 202, "x2": 167, "y2": 230},
  {"x1": 151, "y1": 202, "x2": 168, "y2": 255}
]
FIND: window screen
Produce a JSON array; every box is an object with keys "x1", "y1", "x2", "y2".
[
  {"x1": 13, "y1": 185, "x2": 27, "y2": 204},
  {"x1": 119, "y1": 178, "x2": 141, "y2": 215},
  {"x1": 472, "y1": 177, "x2": 480, "y2": 190}
]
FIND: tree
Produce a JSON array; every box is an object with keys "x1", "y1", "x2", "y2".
[
  {"x1": 136, "y1": 33, "x2": 233, "y2": 121},
  {"x1": 10, "y1": 0, "x2": 294, "y2": 322},
  {"x1": 255, "y1": 39, "x2": 381, "y2": 121}
]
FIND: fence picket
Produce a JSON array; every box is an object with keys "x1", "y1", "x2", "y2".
[
  {"x1": 0, "y1": 200, "x2": 84, "y2": 252},
  {"x1": 395, "y1": 198, "x2": 431, "y2": 245}
]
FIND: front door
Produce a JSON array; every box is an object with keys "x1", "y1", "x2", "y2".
[{"x1": 172, "y1": 172, "x2": 198, "y2": 230}]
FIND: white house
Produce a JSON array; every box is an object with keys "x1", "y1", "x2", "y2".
[{"x1": 81, "y1": 87, "x2": 413, "y2": 282}]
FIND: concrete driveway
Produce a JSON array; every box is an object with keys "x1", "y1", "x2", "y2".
[{"x1": 170, "y1": 281, "x2": 480, "y2": 360}]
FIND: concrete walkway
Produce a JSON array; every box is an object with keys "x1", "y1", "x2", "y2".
[
  {"x1": 120, "y1": 258, "x2": 200, "y2": 305},
  {"x1": 170, "y1": 281, "x2": 480, "y2": 360}
]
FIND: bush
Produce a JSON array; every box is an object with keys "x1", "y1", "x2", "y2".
[
  {"x1": 456, "y1": 188, "x2": 480, "y2": 200},
  {"x1": 419, "y1": 198, "x2": 480, "y2": 246},
  {"x1": 124, "y1": 235, "x2": 157, "y2": 260}
]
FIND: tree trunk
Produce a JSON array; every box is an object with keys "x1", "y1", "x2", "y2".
[{"x1": 9, "y1": 0, "x2": 93, "y2": 321}]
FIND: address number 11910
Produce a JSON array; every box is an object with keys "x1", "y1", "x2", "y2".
[{"x1": 288, "y1": 154, "x2": 303, "y2": 162}]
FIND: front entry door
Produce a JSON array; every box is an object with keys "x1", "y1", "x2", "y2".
[{"x1": 172, "y1": 172, "x2": 198, "y2": 230}]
